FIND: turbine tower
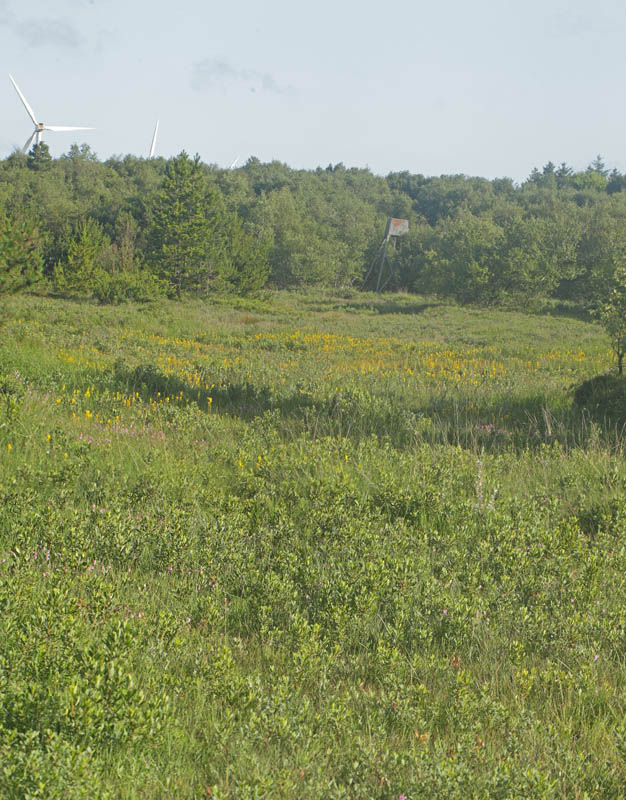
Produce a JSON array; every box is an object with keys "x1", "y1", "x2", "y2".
[
  {"x1": 9, "y1": 74, "x2": 95, "y2": 153},
  {"x1": 149, "y1": 120, "x2": 159, "y2": 158}
]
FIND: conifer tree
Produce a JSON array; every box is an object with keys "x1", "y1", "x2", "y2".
[
  {"x1": 53, "y1": 218, "x2": 110, "y2": 295},
  {"x1": 148, "y1": 152, "x2": 223, "y2": 296},
  {"x1": 26, "y1": 142, "x2": 52, "y2": 172},
  {"x1": 0, "y1": 213, "x2": 42, "y2": 295}
]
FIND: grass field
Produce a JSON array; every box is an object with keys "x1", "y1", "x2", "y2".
[{"x1": 1, "y1": 290, "x2": 626, "y2": 798}]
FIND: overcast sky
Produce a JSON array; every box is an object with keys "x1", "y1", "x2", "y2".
[{"x1": 1, "y1": 0, "x2": 625, "y2": 181}]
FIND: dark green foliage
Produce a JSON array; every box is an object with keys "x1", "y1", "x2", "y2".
[
  {"x1": 573, "y1": 373, "x2": 626, "y2": 423},
  {"x1": 147, "y1": 152, "x2": 226, "y2": 296},
  {"x1": 53, "y1": 217, "x2": 162, "y2": 303},
  {"x1": 26, "y1": 142, "x2": 52, "y2": 172},
  {"x1": 222, "y1": 213, "x2": 271, "y2": 293},
  {"x1": 2, "y1": 148, "x2": 626, "y2": 305},
  {"x1": 53, "y1": 217, "x2": 111, "y2": 295},
  {"x1": 0, "y1": 212, "x2": 42, "y2": 295}
]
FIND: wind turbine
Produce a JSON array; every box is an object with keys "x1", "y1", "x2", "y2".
[
  {"x1": 229, "y1": 155, "x2": 240, "y2": 170},
  {"x1": 149, "y1": 120, "x2": 159, "y2": 158},
  {"x1": 9, "y1": 74, "x2": 94, "y2": 153}
]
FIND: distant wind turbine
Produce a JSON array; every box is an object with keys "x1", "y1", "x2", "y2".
[
  {"x1": 149, "y1": 120, "x2": 159, "y2": 158},
  {"x1": 9, "y1": 74, "x2": 94, "y2": 153},
  {"x1": 229, "y1": 155, "x2": 240, "y2": 170}
]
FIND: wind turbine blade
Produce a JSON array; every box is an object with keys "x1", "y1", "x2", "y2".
[
  {"x1": 229, "y1": 155, "x2": 240, "y2": 170},
  {"x1": 43, "y1": 126, "x2": 95, "y2": 132},
  {"x1": 149, "y1": 120, "x2": 159, "y2": 158},
  {"x1": 9, "y1": 74, "x2": 38, "y2": 126},
  {"x1": 22, "y1": 131, "x2": 37, "y2": 153}
]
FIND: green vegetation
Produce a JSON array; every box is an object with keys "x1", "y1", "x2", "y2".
[
  {"x1": 2, "y1": 291, "x2": 626, "y2": 797},
  {"x1": 0, "y1": 211, "x2": 42, "y2": 295},
  {"x1": 2, "y1": 147, "x2": 626, "y2": 311},
  {"x1": 598, "y1": 267, "x2": 626, "y2": 375}
]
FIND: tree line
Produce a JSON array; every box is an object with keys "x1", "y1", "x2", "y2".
[{"x1": 1, "y1": 144, "x2": 626, "y2": 309}]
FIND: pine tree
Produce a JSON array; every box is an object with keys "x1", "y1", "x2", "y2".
[
  {"x1": 0, "y1": 213, "x2": 43, "y2": 296},
  {"x1": 148, "y1": 152, "x2": 223, "y2": 296},
  {"x1": 53, "y1": 218, "x2": 110, "y2": 295},
  {"x1": 26, "y1": 142, "x2": 52, "y2": 172}
]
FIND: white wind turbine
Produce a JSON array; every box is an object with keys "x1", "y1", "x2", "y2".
[
  {"x1": 149, "y1": 120, "x2": 159, "y2": 158},
  {"x1": 9, "y1": 74, "x2": 95, "y2": 153}
]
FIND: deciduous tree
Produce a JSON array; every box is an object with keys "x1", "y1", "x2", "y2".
[{"x1": 600, "y1": 267, "x2": 626, "y2": 374}]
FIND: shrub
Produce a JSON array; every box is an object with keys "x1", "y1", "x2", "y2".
[{"x1": 573, "y1": 373, "x2": 626, "y2": 423}]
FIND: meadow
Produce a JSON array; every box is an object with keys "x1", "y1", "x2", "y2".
[{"x1": 1, "y1": 290, "x2": 626, "y2": 798}]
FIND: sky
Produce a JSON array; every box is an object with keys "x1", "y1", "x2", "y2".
[{"x1": 1, "y1": 0, "x2": 626, "y2": 182}]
